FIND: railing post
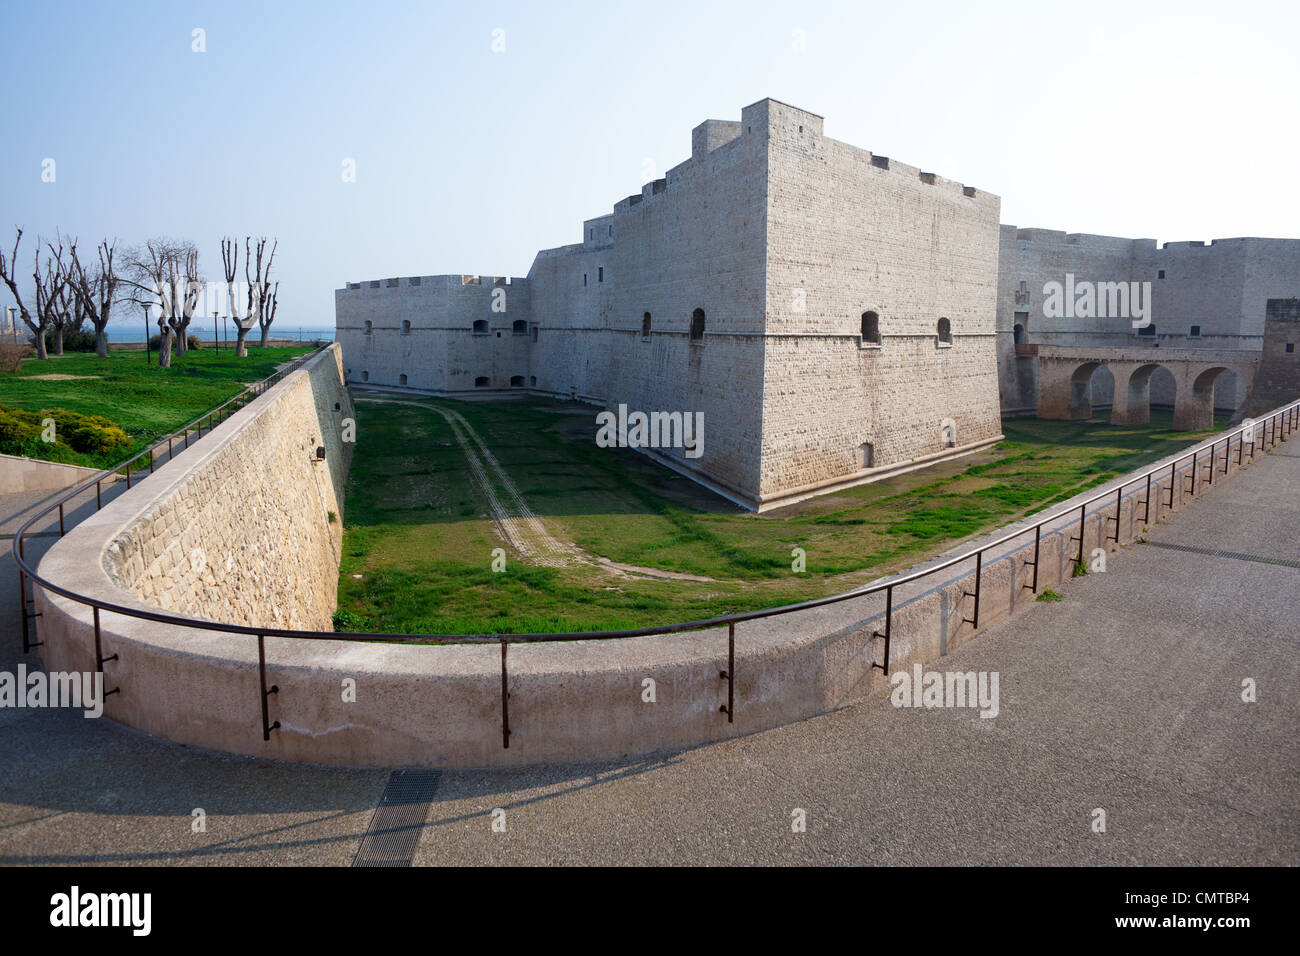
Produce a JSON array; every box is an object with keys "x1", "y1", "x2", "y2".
[
  {"x1": 1022, "y1": 525, "x2": 1041, "y2": 594},
  {"x1": 962, "y1": 550, "x2": 983, "y2": 629},
  {"x1": 58, "y1": 502, "x2": 64, "y2": 537},
  {"x1": 92, "y1": 607, "x2": 120, "y2": 698},
  {"x1": 499, "y1": 637, "x2": 511, "y2": 748},
  {"x1": 95, "y1": 479, "x2": 102, "y2": 510},
  {"x1": 719, "y1": 622, "x2": 735, "y2": 723},
  {"x1": 871, "y1": 584, "x2": 893, "y2": 675},
  {"x1": 1143, "y1": 472, "x2": 1152, "y2": 525},
  {"x1": 257, "y1": 634, "x2": 280, "y2": 741},
  {"x1": 1109, "y1": 486, "x2": 1122, "y2": 542},
  {"x1": 1072, "y1": 504, "x2": 1086, "y2": 567}
]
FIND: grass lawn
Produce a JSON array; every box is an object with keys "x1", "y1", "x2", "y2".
[
  {"x1": 0, "y1": 346, "x2": 314, "y2": 470},
  {"x1": 334, "y1": 396, "x2": 1229, "y2": 635}
]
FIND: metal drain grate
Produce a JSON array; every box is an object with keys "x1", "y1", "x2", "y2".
[
  {"x1": 352, "y1": 769, "x2": 441, "y2": 867},
  {"x1": 1143, "y1": 541, "x2": 1300, "y2": 569}
]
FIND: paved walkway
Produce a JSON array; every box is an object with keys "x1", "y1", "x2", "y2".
[{"x1": 1, "y1": 442, "x2": 1296, "y2": 865}]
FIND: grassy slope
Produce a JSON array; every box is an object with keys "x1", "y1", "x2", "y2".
[
  {"x1": 0, "y1": 346, "x2": 313, "y2": 469},
  {"x1": 335, "y1": 397, "x2": 1227, "y2": 635}
]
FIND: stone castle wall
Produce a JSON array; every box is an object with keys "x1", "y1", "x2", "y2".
[
  {"x1": 997, "y1": 230, "x2": 1300, "y2": 413},
  {"x1": 758, "y1": 99, "x2": 1003, "y2": 500},
  {"x1": 335, "y1": 98, "x2": 1006, "y2": 509},
  {"x1": 100, "y1": 346, "x2": 354, "y2": 630}
]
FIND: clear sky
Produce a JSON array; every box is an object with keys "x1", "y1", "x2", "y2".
[{"x1": 1, "y1": 0, "x2": 1296, "y2": 328}]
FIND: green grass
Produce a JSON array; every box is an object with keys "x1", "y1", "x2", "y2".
[
  {"x1": 335, "y1": 399, "x2": 1228, "y2": 635},
  {"x1": 0, "y1": 346, "x2": 314, "y2": 469}
]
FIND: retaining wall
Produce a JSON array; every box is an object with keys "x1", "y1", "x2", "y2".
[{"x1": 32, "y1": 376, "x2": 1295, "y2": 768}]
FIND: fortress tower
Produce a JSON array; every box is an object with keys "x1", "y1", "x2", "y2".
[{"x1": 336, "y1": 98, "x2": 1006, "y2": 511}]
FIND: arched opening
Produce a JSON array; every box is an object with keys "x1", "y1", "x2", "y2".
[
  {"x1": 364, "y1": 320, "x2": 372, "y2": 334},
  {"x1": 1013, "y1": 323, "x2": 1024, "y2": 344},
  {"x1": 940, "y1": 418, "x2": 957, "y2": 448},
  {"x1": 512, "y1": 319, "x2": 527, "y2": 336},
  {"x1": 1209, "y1": 367, "x2": 1244, "y2": 417},
  {"x1": 401, "y1": 320, "x2": 411, "y2": 334},
  {"x1": 1116, "y1": 363, "x2": 1162, "y2": 426},
  {"x1": 861, "y1": 311, "x2": 880, "y2": 345},
  {"x1": 399, "y1": 373, "x2": 408, "y2": 386},
  {"x1": 474, "y1": 376, "x2": 489, "y2": 388},
  {"x1": 1148, "y1": 365, "x2": 1178, "y2": 416},
  {"x1": 361, "y1": 371, "x2": 369, "y2": 382},
  {"x1": 937, "y1": 317, "x2": 952, "y2": 344},
  {"x1": 859, "y1": 441, "x2": 874, "y2": 468},
  {"x1": 510, "y1": 375, "x2": 525, "y2": 387},
  {"x1": 1177, "y1": 365, "x2": 1232, "y2": 431},
  {"x1": 529, "y1": 376, "x2": 537, "y2": 387},
  {"x1": 642, "y1": 312, "x2": 652, "y2": 339},
  {"x1": 1066, "y1": 361, "x2": 1110, "y2": 419},
  {"x1": 472, "y1": 319, "x2": 488, "y2": 335},
  {"x1": 690, "y1": 308, "x2": 706, "y2": 342}
]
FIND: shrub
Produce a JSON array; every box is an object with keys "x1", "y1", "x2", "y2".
[
  {"x1": 0, "y1": 343, "x2": 31, "y2": 372},
  {"x1": 0, "y1": 406, "x2": 43, "y2": 450},
  {"x1": 0, "y1": 403, "x2": 131, "y2": 458},
  {"x1": 27, "y1": 328, "x2": 99, "y2": 352},
  {"x1": 148, "y1": 333, "x2": 202, "y2": 351}
]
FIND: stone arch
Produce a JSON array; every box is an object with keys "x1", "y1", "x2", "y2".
[
  {"x1": 1013, "y1": 323, "x2": 1024, "y2": 344},
  {"x1": 1174, "y1": 365, "x2": 1231, "y2": 431},
  {"x1": 1111, "y1": 362, "x2": 1164, "y2": 426},
  {"x1": 1066, "y1": 361, "x2": 1104, "y2": 419}
]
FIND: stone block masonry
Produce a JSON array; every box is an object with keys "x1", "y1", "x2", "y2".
[
  {"x1": 336, "y1": 98, "x2": 1006, "y2": 511},
  {"x1": 31, "y1": 353, "x2": 1296, "y2": 765}
]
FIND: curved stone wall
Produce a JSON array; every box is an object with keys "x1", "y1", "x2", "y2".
[{"x1": 32, "y1": 367, "x2": 1294, "y2": 768}]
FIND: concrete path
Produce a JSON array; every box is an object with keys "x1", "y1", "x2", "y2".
[{"x1": 0, "y1": 442, "x2": 1295, "y2": 865}]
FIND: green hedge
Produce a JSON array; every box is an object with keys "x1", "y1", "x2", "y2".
[{"x1": 0, "y1": 403, "x2": 132, "y2": 458}]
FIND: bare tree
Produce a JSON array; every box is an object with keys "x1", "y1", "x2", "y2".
[
  {"x1": 45, "y1": 237, "x2": 82, "y2": 355},
  {"x1": 0, "y1": 228, "x2": 50, "y2": 359},
  {"x1": 244, "y1": 237, "x2": 277, "y2": 348},
  {"x1": 164, "y1": 242, "x2": 201, "y2": 356},
  {"x1": 34, "y1": 239, "x2": 72, "y2": 356},
  {"x1": 69, "y1": 239, "x2": 120, "y2": 358},
  {"x1": 220, "y1": 236, "x2": 257, "y2": 357},
  {"x1": 121, "y1": 239, "x2": 181, "y2": 368}
]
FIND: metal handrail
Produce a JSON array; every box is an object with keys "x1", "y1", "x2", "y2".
[{"x1": 13, "y1": 353, "x2": 1298, "y2": 750}]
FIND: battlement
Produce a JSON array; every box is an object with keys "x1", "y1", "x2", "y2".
[{"x1": 340, "y1": 274, "x2": 523, "y2": 292}]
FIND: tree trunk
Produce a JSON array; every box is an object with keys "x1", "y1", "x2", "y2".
[
  {"x1": 34, "y1": 331, "x2": 48, "y2": 360},
  {"x1": 158, "y1": 326, "x2": 173, "y2": 369},
  {"x1": 173, "y1": 322, "x2": 187, "y2": 356},
  {"x1": 259, "y1": 325, "x2": 269, "y2": 348},
  {"x1": 95, "y1": 327, "x2": 108, "y2": 359},
  {"x1": 54, "y1": 326, "x2": 64, "y2": 355},
  {"x1": 236, "y1": 327, "x2": 249, "y2": 358}
]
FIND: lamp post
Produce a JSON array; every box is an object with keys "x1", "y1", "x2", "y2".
[{"x1": 213, "y1": 311, "x2": 220, "y2": 354}]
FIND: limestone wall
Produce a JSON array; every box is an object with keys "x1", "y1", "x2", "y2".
[
  {"x1": 89, "y1": 346, "x2": 353, "y2": 631},
  {"x1": 32, "y1": 383, "x2": 1297, "y2": 767},
  {"x1": 759, "y1": 98, "x2": 1004, "y2": 497},
  {"x1": 997, "y1": 229, "x2": 1300, "y2": 413}
]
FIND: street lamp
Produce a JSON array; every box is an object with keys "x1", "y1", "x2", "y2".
[{"x1": 213, "y1": 311, "x2": 220, "y2": 354}]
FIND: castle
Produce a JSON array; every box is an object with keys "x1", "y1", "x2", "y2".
[{"x1": 335, "y1": 98, "x2": 1299, "y2": 511}]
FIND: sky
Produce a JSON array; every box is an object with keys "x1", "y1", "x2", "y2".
[{"x1": 1, "y1": 0, "x2": 1296, "y2": 328}]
